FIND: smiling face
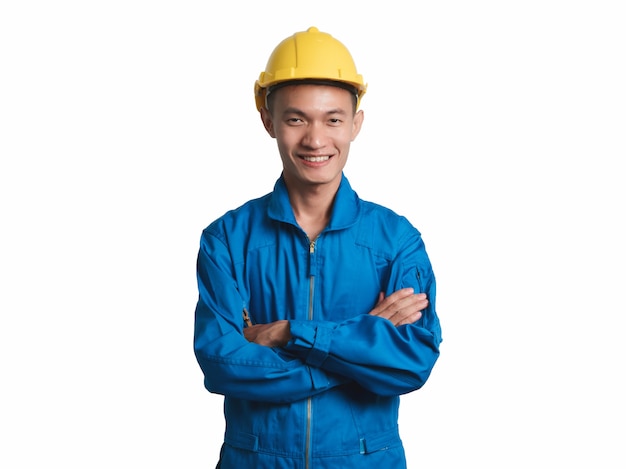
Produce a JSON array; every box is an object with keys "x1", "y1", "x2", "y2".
[{"x1": 260, "y1": 83, "x2": 364, "y2": 194}]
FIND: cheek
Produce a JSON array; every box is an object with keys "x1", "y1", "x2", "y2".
[
  {"x1": 340, "y1": 129, "x2": 357, "y2": 146},
  {"x1": 275, "y1": 134, "x2": 296, "y2": 159},
  {"x1": 275, "y1": 128, "x2": 302, "y2": 148}
]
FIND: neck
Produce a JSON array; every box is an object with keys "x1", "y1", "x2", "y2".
[{"x1": 285, "y1": 180, "x2": 339, "y2": 241}]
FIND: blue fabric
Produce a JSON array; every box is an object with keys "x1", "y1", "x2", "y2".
[{"x1": 194, "y1": 174, "x2": 442, "y2": 468}]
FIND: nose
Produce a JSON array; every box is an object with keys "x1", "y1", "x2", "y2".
[{"x1": 301, "y1": 122, "x2": 325, "y2": 149}]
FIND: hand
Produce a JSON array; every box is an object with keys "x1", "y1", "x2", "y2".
[
  {"x1": 243, "y1": 320, "x2": 291, "y2": 347},
  {"x1": 369, "y1": 288, "x2": 428, "y2": 326}
]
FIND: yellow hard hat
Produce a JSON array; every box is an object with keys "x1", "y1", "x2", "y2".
[{"x1": 254, "y1": 26, "x2": 367, "y2": 111}]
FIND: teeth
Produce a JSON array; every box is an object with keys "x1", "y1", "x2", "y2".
[{"x1": 302, "y1": 156, "x2": 330, "y2": 162}]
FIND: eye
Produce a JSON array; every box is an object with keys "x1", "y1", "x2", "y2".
[
  {"x1": 286, "y1": 117, "x2": 304, "y2": 125},
  {"x1": 328, "y1": 118, "x2": 342, "y2": 126}
]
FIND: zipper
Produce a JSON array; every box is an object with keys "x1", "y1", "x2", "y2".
[
  {"x1": 305, "y1": 237, "x2": 316, "y2": 469},
  {"x1": 416, "y1": 268, "x2": 424, "y2": 293},
  {"x1": 307, "y1": 239, "x2": 316, "y2": 320}
]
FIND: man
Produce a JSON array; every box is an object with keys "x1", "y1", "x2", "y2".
[{"x1": 194, "y1": 26, "x2": 442, "y2": 468}]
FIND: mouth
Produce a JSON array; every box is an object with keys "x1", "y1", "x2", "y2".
[{"x1": 301, "y1": 155, "x2": 331, "y2": 163}]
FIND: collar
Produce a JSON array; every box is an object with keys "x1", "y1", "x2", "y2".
[{"x1": 267, "y1": 173, "x2": 361, "y2": 231}]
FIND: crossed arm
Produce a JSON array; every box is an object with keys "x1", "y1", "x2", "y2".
[
  {"x1": 195, "y1": 226, "x2": 441, "y2": 402},
  {"x1": 244, "y1": 288, "x2": 429, "y2": 347}
]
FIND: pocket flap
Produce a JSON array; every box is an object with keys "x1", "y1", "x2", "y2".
[
  {"x1": 224, "y1": 430, "x2": 259, "y2": 452},
  {"x1": 359, "y1": 427, "x2": 401, "y2": 454}
]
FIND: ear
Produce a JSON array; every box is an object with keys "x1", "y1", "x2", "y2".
[
  {"x1": 260, "y1": 107, "x2": 276, "y2": 138},
  {"x1": 351, "y1": 109, "x2": 364, "y2": 142}
]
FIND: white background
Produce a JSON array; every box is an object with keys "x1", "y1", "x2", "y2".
[{"x1": 1, "y1": 1, "x2": 625, "y2": 467}]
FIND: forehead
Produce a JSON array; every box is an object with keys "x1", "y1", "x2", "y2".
[{"x1": 270, "y1": 84, "x2": 355, "y2": 112}]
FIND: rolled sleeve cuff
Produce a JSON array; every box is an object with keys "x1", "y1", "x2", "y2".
[{"x1": 287, "y1": 320, "x2": 335, "y2": 368}]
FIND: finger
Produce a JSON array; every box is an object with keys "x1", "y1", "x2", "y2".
[
  {"x1": 392, "y1": 310, "x2": 424, "y2": 327},
  {"x1": 385, "y1": 297, "x2": 429, "y2": 325},
  {"x1": 376, "y1": 291, "x2": 385, "y2": 305},
  {"x1": 371, "y1": 288, "x2": 414, "y2": 315},
  {"x1": 385, "y1": 288, "x2": 415, "y2": 303},
  {"x1": 375, "y1": 292, "x2": 424, "y2": 319},
  {"x1": 381, "y1": 294, "x2": 428, "y2": 325}
]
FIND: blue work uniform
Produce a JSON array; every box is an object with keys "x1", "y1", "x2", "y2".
[{"x1": 194, "y1": 174, "x2": 442, "y2": 468}]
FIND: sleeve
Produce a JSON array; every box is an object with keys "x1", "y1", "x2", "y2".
[
  {"x1": 284, "y1": 228, "x2": 442, "y2": 396},
  {"x1": 193, "y1": 227, "x2": 348, "y2": 404}
]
